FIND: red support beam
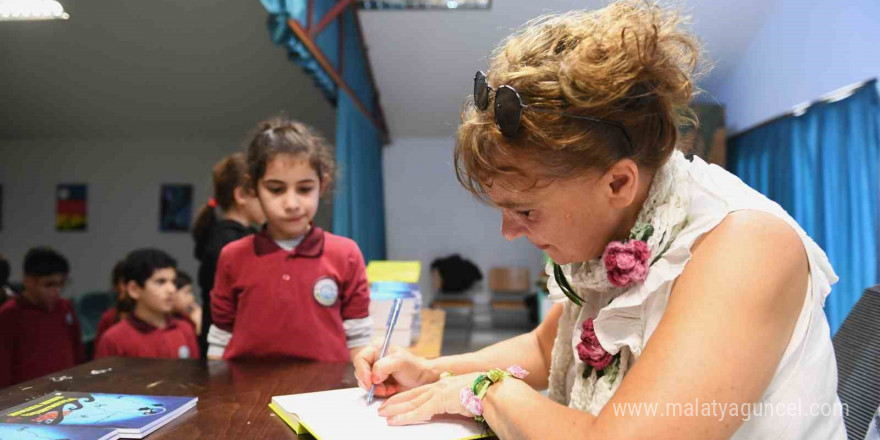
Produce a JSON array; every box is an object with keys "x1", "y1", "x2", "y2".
[
  {"x1": 309, "y1": 0, "x2": 354, "y2": 38},
  {"x1": 307, "y1": 0, "x2": 314, "y2": 31},
  {"x1": 287, "y1": 18, "x2": 390, "y2": 143}
]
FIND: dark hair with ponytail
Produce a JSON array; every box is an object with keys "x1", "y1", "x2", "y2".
[
  {"x1": 192, "y1": 153, "x2": 249, "y2": 258},
  {"x1": 246, "y1": 115, "x2": 336, "y2": 192}
]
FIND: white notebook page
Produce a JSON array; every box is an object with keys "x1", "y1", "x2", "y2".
[{"x1": 272, "y1": 388, "x2": 490, "y2": 440}]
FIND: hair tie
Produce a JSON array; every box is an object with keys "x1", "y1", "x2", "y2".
[{"x1": 208, "y1": 197, "x2": 217, "y2": 208}]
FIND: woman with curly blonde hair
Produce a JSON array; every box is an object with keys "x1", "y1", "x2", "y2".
[{"x1": 355, "y1": 2, "x2": 846, "y2": 439}]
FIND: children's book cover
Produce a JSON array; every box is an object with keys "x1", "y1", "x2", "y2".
[{"x1": 0, "y1": 392, "x2": 195, "y2": 432}]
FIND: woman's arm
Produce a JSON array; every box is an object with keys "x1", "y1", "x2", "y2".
[
  {"x1": 429, "y1": 301, "x2": 562, "y2": 389},
  {"x1": 384, "y1": 211, "x2": 810, "y2": 440}
]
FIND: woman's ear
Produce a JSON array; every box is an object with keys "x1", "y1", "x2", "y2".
[{"x1": 603, "y1": 159, "x2": 640, "y2": 209}]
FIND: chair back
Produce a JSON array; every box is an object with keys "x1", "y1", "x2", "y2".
[
  {"x1": 76, "y1": 291, "x2": 115, "y2": 343},
  {"x1": 833, "y1": 285, "x2": 880, "y2": 440}
]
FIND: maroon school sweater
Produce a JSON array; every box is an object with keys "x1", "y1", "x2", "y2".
[
  {"x1": 0, "y1": 296, "x2": 85, "y2": 388},
  {"x1": 95, "y1": 315, "x2": 199, "y2": 360},
  {"x1": 211, "y1": 226, "x2": 370, "y2": 362}
]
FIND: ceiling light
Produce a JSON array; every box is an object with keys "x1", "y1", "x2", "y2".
[
  {"x1": 360, "y1": 0, "x2": 490, "y2": 10},
  {"x1": 0, "y1": 0, "x2": 69, "y2": 21}
]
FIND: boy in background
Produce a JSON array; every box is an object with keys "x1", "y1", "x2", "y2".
[
  {"x1": 96, "y1": 249, "x2": 199, "y2": 360},
  {"x1": 0, "y1": 247, "x2": 85, "y2": 388},
  {"x1": 0, "y1": 255, "x2": 11, "y2": 306},
  {"x1": 94, "y1": 260, "x2": 134, "y2": 345},
  {"x1": 172, "y1": 271, "x2": 202, "y2": 336}
]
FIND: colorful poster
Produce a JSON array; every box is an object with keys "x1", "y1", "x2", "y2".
[
  {"x1": 160, "y1": 184, "x2": 193, "y2": 232},
  {"x1": 56, "y1": 184, "x2": 87, "y2": 231}
]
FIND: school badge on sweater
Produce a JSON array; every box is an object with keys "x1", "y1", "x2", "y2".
[{"x1": 313, "y1": 277, "x2": 339, "y2": 306}]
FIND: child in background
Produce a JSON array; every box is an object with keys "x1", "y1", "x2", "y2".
[
  {"x1": 192, "y1": 152, "x2": 266, "y2": 357},
  {"x1": 209, "y1": 116, "x2": 371, "y2": 362},
  {"x1": 96, "y1": 249, "x2": 199, "y2": 360},
  {"x1": 94, "y1": 260, "x2": 134, "y2": 345},
  {"x1": 0, "y1": 247, "x2": 85, "y2": 387},
  {"x1": 0, "y1": 255, "x2": 10, "y2": 306},
  {"x1": 172, "y1": 271, "x2": 202, "y2": 336}
]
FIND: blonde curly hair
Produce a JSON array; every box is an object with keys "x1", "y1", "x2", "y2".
[{"x1": 455, "y1": 1, "x2": 706, "y2": 199}]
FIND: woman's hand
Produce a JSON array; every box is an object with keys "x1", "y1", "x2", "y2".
[
  {"x1": 378, "y1": 373, "x2": 480, "y2": 425},
  {"x1": 353, "y1": 344, "x2": 438, "y2": 398}
]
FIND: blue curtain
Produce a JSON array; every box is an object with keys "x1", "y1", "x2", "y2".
[
  {"x1": 260, "y1": 1, "x2": 387, "y2": 262},
  {"x1": 260, "y1": 0, "x2": 339, "y2": 101},
  {"x1": 332, "y1": 8, "x2": 387, "y2": 263},
  {"x1": 728, "y1": 80, "x2": 880, "y2": 334}
]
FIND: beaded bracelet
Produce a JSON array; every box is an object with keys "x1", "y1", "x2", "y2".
[{"x1": 460, "y1": 365, "x2": 528, "y2": 423}]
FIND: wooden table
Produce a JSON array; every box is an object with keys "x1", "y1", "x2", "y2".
[
  {"x1": 408, "y1": 309, "x2": 445, "y2": 359},
  {"x1": 0, "y1": 357, "x2": 356, "y2": 439},
  {"x1": 0, "y1": 312, "x2": 464, "y2": 439}
]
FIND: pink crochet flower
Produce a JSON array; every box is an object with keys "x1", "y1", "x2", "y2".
[
  {"x1": 577, "y1": 318, "x2": 613, "y2": 370},
  {"x1": 603, "y1": 240, "x2": 651, "y2": 287},
  {"x1": 506, "y1": 365, "x2": 529, "y2": 379},
  {"x1": 460, "y1": 387, "x2": 483, "y2": 416}
]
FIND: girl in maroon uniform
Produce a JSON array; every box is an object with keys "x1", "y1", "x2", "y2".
[{"x1": 208, "y1": 116, "x2": 372, "y2": 362}]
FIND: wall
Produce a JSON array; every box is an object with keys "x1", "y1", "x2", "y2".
[
  {"x1": 713, "y1": 0, "x2": 880, "y2": 133},
  {"x1": 1, "y1": 140, "x2": 231, "y2": 296},
  {"x1": 382, "y1": 137, "x2": 544, "y2": 300},
  {"x1": 0, "y1": 0, "x2": 336, "y2": 140},
  {"x1": 0, "y1": 0, "x2": 337, "y2": 298},
  {"x1": 0, "y1": 137, "x2": 337, "y2": 298}
]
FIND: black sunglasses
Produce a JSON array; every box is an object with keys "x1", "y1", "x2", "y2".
[{"x1": 473, "y1": 71, "x2": 634, "y2": 153}]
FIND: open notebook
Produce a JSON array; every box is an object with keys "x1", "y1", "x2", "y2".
[{"x1": 269, "y1": 388, "x2": 492, "y2": 440}]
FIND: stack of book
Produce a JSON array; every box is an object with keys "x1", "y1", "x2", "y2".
[
  {"x1": 369, "y1": 281, "x2": 422, "y2": 347},
  {"x1": 366, "y1": 261, "x2": 423, "y2": 348},
  {"x1": 0, "y1": 391, "x2": 197, "y2": 439}
]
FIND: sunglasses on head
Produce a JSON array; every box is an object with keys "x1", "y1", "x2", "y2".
[{"x1": 473, "y1": 71, "x2": 634, "y2": 154}]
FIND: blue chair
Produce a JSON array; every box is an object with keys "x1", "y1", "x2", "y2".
[
  {"x1": 833, "y1": 285, "x2": 880, "y2": 440},
  {"x1": 75, "y1": 291, "x2": 115, "y2": 344}
]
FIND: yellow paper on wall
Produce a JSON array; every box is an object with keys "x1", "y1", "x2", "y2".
[{"x1": 366, "y1": 261, "x2": 421, "y2": 284}]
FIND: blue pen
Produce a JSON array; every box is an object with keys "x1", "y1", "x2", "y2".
[{"x1": 366, "y1": 298, "x2": 403, "y2": 404}]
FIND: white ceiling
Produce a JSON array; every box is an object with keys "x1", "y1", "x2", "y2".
[
  {"x1": 0, "y1": 0, "x2": 336, "y2": 141},
  {"x1": 0, "y1": 0, "x2": 778, "y2": 142},
  {"x1": 359, "y1": 0, "x2": 780, "y2": 139}
]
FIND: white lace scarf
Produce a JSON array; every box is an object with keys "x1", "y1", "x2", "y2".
[{"x1": 546, "y1": 150, "x2": 692, "y2": 415}]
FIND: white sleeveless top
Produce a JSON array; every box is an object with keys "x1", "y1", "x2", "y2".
[{"x1": 545, "y1": 154, "x2": 846, "y2": 439}]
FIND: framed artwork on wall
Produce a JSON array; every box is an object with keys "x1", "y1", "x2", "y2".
[
  {"x1": 56, "y1": 184, "x2": 87, "y2": 232},
  {"x1": 160, "y1": 184, "x2": 193, "y2": 232}
]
